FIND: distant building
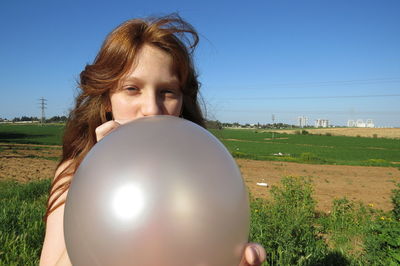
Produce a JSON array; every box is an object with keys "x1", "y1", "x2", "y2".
[
  {"x1": 348, "y1": 119, "x2": 375, "y2": 128},
  {"x1": 347, "y1": 120, "x2": 355, "y2": 127},
  {"x1": 298, "y1": 116, "x2": 308, "y2": 128},
  {"x1": 356, "y1": 119, "x2": 365, "y2": 127},
  {"x1": 315, "y1": 119, "x2": 329, "y2": 128},
  {"x1": 366, "y1": 119, "x2": 375, "y2": 128}
]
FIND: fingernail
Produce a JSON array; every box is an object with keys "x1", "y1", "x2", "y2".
[
  {"x1": 250, "y1": 246, "x2": 260, "y2": 265},
  {"x1": 252, "y1": 246, "x2": 260, "y2": 257}
]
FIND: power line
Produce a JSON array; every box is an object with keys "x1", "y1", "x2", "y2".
[
  {"x1": 255, "y1": 77, "x2": 400, "y2": 87},
  {"x1": 218, "y1": 109, "x2": 400, "y2": 115},
  {"x1": 211, "y1": 77, "x2": 400, "y2": 90},
  {"x1": 224, "y1": 94, "x2": 400, "y2": 101}
]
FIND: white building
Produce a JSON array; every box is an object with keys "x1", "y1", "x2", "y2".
[
  {"x1": 356, "y1": 119, "x2": 366, "y2": 127},
  {"x1": 315, "y1": 119, "x2": 329, "y2": 128},
  {"x1": 348, "y1": 119, "x2": 375, "y2": 128},
  {"x1": 366, "y1": 119, "x2": 375, "y2": 128},
  {"x1": 298, "y1": 116, "x2": 308, "y2": 128},
  {"x1": 347, "y1": 120, "x2": 355, "y2": 127}
]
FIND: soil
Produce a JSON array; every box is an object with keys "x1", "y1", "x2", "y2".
[
  {"x1": 1, "y1": 143, "x2": 399, "y2": 213},
  {"x1": 0, "y1": 143, "x2": 60, "y2": 182},
  {"x1": 238, "y1": 159, "x2": 400, "y2": 212}
]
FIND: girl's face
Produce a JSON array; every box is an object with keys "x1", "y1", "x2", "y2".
[{"x1": 110, "y1": 45, "x2": 183, "y2": 124}]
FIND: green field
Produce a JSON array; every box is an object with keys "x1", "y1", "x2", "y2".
[
  {"x1": 210, "y1": 128, "x2": 400, "y2": 167},
  {"x1": 1, "y1": 124, "x2": 399, "y2": 167},
  {"x1": 0, "y1": 124, "x2": 64, "y2": 145}
]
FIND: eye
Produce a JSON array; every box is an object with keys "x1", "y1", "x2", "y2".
[
  {"x1": 161, "y1": 88, "x2": 181, "y2": 97},
  {"x1": 124, "y1": 86, "x2": 140, "y2": 95},
  {"x1": 162, "y1": 89, "x2": 174, "y2": 94}
]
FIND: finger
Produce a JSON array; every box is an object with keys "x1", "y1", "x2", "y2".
[
  {"x1": 239, "y1": 244, "x2": 267, "y2": 266},
  {"x1": 95, "y1": 120, "x2": 121, "y2": 142},
  {"x1": 114, "y1": 119, "x2": 134, "y2": 125}
]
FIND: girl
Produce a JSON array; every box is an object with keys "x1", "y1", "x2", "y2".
[{"x1": 40, "y1": 14, "x2": 266, "y2": 266}]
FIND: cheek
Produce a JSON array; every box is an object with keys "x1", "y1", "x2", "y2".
[
  {"x1": 168, "y1": 98, "x2": 183, "y2": 116},
  {"x1": 111, "y1": 96, "x2": 138, "y2": 119}
]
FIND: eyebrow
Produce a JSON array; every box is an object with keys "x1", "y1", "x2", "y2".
[{"x1": 122, "y1": 76, "x2": 180, "y2": 87}]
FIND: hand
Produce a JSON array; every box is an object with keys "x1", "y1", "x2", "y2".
[
  {"x1": 239, "y1": 243, "x2": 266, "y2": 266},
  {"x1": 95, "y1": 120, "x2": 121, "y2": 142}
]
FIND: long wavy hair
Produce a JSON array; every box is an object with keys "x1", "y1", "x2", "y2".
[{"x1": 44, "y1": 14, "x2": 205, "y2": 221}]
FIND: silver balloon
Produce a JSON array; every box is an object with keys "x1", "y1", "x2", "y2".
[{"x1": 64, "y1": 115, "x2": 249, "y2": 266}]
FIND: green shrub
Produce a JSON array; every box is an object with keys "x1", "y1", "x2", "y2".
[
  {"x1": 365, "y1": 158, "x2": 390, "y2": 166},
  {"x1": 318, "y1": 198, "x2": 373, "y2": 260},
  {"x1": 300, "y1": 152, "x2": 326, "y2": 164},
  {"x1": 301, "y1": 130, "x2": 309, "y2": 135},
  {"x1": 250, "y1": 176, "x2": 328, "y2": 265},
  {"x1": 392, "y1": 183, "x2": 400, "y2": 220},
  {"x1": 364, "y1": 215, "x2": 400, "y2": 265}
]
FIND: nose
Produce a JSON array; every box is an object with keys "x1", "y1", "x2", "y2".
[{"x1": 141, "y1": 92, "x2": 163, "y2": 117}]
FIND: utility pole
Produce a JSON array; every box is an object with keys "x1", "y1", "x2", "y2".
[
  {"x1": 38, "y1": 97, "x2": 47, "y2": 125},
  {"x1": 271, "y1": 114, "x2": 275, "y2": 140}
]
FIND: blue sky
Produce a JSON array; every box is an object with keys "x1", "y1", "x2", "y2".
[{"x1": 1, "y1": 0, "x2": 399, "y2": 127}]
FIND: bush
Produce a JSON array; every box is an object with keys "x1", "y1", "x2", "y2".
[
  {"x1": 364, "y1": 215, "x2": 400, "y2": 265},
  {"x1": 365, "y1": 158, "x2": 390, "y2": 166},
  {"x1": 392, "y1": 183, "x2": 400, "y2": 220},
  {"x1": 300, "y1": 152, "x2": 326, "y2": 164},
  {"x1": 301, "y1": 130, "x2": 309, "y2": 135},
  {"x1": 319, "y1": 198, "x2": 373, "y2": 259},
  {"x1": 249, "y1": 177, "x2": 328, "y2": 265}
]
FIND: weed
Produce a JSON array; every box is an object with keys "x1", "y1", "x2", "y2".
[
  {"x1": 365, "y1": 158, "x2": 390, "y2": 166},
  {"x1": 2, "y1": 172, "x2": 400, "y2": 265},
  {"x1": 363, "y1": 214, "x2": 400, "y2": 265},
  {"x1": 319, "y1": 198, "x2": 371, "y2": 257},
  {"x1": 300, "y1": 152, "x2": 327, "y2": 164},
  {"x1": 392, "y1": 183, "x2": 400, "y2": 220},
  {"x1": 250, "y1": 176, "x2": 328, "y2": 265}
]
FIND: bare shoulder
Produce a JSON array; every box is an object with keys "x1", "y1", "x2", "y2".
[{"x1": 40, "y1": 159, "x2": 74, "y2": 266}]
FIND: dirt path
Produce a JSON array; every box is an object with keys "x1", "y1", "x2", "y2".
[{"x1": 1, "y1": 144, "x2": 399, "y2": 212}]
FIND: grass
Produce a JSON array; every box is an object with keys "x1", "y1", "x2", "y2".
[
  {"x1": 2, "y1": 177, "x2": 399, "y2": 265},
  {"x1": 0, "y1": 124, "x2": 64, "y2": 145},
  {"x1": 210, "y1": 128, "x2": 400, "y2": 167},
  {"x1": 0, "y1": 179, "x2": 50, "y2": 265}
]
